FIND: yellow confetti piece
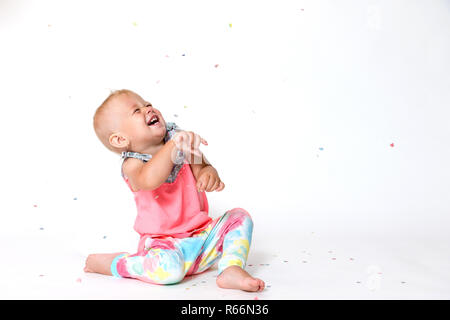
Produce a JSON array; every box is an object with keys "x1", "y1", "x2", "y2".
[
  {"x1": 132, "y1": 22, "x2": 138, "y2": 27},
  {"x1": 229, "y1": 23, "x2": 232, "y2": 28}
]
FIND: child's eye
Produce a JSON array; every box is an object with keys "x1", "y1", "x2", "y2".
[{"x1": 134, "y1": 108, "x2": 140, "y2": 113}]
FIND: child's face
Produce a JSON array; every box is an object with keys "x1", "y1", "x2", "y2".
[{"x1": 110, "y1": 92, "x2": 167, "y2": 149}]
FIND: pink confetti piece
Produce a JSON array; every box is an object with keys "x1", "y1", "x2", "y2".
[
  {"x1": 253, "y1": 296, "x2": 259, "y2": 300},
  {"x1": 33, "y1": 205, "x2": 37, "y2": 208},
  {"x1": 214, "y1": 64, "x2": 219, "y2": 68},
  {"x1": 390, "y1": 143, "x2": 395, "y2": 147},
  {"x1": 76, "y1": 278, "x2": 82, "y2": 283},
  {"x1": 332, "y1": 258, "x2": 336, "y2": 260},
  {"x1": 349, "y1": 258, "x2": 354, "y2": 261}
]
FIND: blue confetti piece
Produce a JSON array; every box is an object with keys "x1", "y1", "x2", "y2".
[{"x1": 319, "y1": 147, "x2": 324, "y2": 151}]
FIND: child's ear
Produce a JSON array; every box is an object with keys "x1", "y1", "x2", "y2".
[{"x1": 109, "y1": 132, "x2": 129, "y2": 149}]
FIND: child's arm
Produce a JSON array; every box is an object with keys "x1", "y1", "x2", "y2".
[
  {"x1": 123, "y1": 140, "x2": 179, "y2": 191},
  {"x1": 190, "y1": 154, "x2": 225, "y2": 192}
]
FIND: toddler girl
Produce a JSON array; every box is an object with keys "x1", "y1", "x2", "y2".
[{"x1": 85, "y1": 89, "x2": 265, "y2": 292}]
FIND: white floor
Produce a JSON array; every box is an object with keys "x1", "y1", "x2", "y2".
[{"x1": 2, "y1": 216, "x2": 449, "y2": 300}]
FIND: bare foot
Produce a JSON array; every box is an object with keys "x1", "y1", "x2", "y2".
[
  {"x1": 216, "y1": 266, "x2": 265, "y2": 292},
  {"x1": 84, "y1": 252, "x2": 126, "y2": 275}
]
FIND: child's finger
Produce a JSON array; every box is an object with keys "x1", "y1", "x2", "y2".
[
  {"x1": 205, "y1": 177, "x2": 217, "y2": 192},
  {"x1": 199, "y1": 175, "x2": 210, "y2": 192},
  {"x1": 210, "y1": 179, "x2": 220, "y2": 192},
  {"x1": 216, "y1": 181, "x2": 225, "y2": 192}
]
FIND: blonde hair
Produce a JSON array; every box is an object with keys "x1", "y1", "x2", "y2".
[{"x1": 93, "y1": 89, "x2": 134, "y2": 154}]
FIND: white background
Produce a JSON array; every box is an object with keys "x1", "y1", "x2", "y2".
[{"x1": 0, "y1": 0, "x2": 449, "y2": 299}]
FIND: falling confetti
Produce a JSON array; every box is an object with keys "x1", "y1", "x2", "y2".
[
  {"x1": 73, "y1": 197, "x2": 77, "y2": 200},
  {"x1": 184, "y1": 105, "x2": 188, "y2": 109},
  {"x1": 229, "y1": 23, "x2": 232, "y2": 28},
  {"x1": 349, "y1": 258, "x2": 354, "y2": 261},
  {"x1": 103, "y1": 236, "x2": 107, "y2": 239},
  {"x1": 390, "y1": 143, "x2": 395, "y2": 147},
  {"x1": 214, "y1": 64, "x2": 219, "y2": 68},
  {"x1": 319, "y1": 147, "x2": 324, "y2": 151},
  {"x1": 39, "y1": 227, "x2": 44, "y2": 230},
  {"x1": 332, "y1": 258, "x2": 336, "y2": 260},
  {"x1": 156, "y1": 80, "x2": 160, "y2": 84},
  {"x1": 33, "y1": 205, "x2": 37, "y2": 208},
  {"x1": 76, "y1": 278, "x2": 82, "y2": 283},
  {"x1": 132, "y1": 22, "x2": 138, "y2": 27}
]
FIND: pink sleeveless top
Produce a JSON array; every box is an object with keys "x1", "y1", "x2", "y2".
[{"x1": 121, "y1": 126, "x2": 212, "y2": 239}]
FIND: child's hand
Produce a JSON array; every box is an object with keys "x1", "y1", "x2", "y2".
[
  {"x1": 172, "y1": 131, "x2": 208, "y2": 159},
  {"x1": 196, "y1": 166, "x2": 225, "y2": 192}
]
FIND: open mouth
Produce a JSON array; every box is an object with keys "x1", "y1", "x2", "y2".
[{"x1": 147, "y1": 114, "x2": 160, "y2": 126}]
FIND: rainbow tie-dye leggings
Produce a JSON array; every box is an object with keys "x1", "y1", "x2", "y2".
[{"x1": 110, "y1": 208, "x2": 253, "y2": 284}]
